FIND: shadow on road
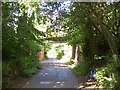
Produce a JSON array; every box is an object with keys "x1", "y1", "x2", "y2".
[{"x1": 22, "y1": 58, "x2": 79, "y2": 88}]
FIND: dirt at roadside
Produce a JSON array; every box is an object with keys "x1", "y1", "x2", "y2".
[
  {"x1": 10, "y1": 77, "x2": 31, "y2": 88},
  {"x1": 77, "y1": 76, "x2": 99, "y2": 89},
  {"x1": 10, "y1": 69, "x2": 41, "y2": 88}
]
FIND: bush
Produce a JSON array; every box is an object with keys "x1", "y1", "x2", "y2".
[
  {"x1": 55, "y1": 45, "x2": 64, "y2": 60},
  {"x1": 2, "y1": 62, "x2": 13, "y2": 88},
  {"x1": 2, "y1": 78, "x2": 11, "y2": 88},
  {"x1": 66, "y1": 60, "x2": 74, "y2": 65},
  {"x1": 94, "y1": 60, "x2": 120, "y2": 89},
  {"x1": 22, "y1": 67, "x2": 38, "y2": 77},
  {"x1": 114, "y1": 59, "x2": 120, "y2": 90},
  {"x1": 18, "y1": 56, "x2": 41, "y2": 77},
  {"x1": 56, "y1": 50, "x2": 64, "y2": 60},
  {"x1": 95, "y1": 67, "x2": 114, "y2": 89},
  {"x1": 2, "y1": 56, "x2": 41, "y2": 88},
  {"x1": 72, "y1": 61, "x2": 89, "y2": 76}
]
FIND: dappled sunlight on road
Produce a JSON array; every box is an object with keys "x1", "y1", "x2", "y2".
[{"x1": 22, "y1": 58, "x2": 78, "y2": 88}]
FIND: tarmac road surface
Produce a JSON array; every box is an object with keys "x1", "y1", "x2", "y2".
[{"x1": 22, "y1": 58, "x2": 78, "y2": 88}]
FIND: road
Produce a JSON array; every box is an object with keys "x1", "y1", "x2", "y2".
[{"x1": 22, "y1": 58, "x2": 79, "y2": 88}]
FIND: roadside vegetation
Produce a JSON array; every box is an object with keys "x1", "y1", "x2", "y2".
[
  {"x1": 65, "y1": 2, "x2": 120, "y2": 89},
  {"x1": 66, "y1": 60, "x2": 74, "y2": 65},
  {"x1": 2, "y1": 2, "x2": 51, "y2": 88},
  {"x1": 43, "y1": 2, "x2": 120, "y2": 89},
  {"x1": 2, "y1": 1, "x2": 120, "y2": 89}
]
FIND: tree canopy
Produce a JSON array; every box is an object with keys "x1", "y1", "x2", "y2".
[{"x1": 2, "y1": 1, "x2": 120, "y2": 89}]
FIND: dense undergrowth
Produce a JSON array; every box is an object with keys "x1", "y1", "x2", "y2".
[
  {"x1": 72, "y1": 56, "x2": 120, "y2": 89},
  {"x1": 2, "y1": 56, "x2": 41, "y2": 88}
]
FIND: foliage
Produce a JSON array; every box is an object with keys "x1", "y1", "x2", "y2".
[
  {"x1": 55, "y1": 45, "x2": 64, "y2": 52},
  {"x1": 18, "y1": 56, "x2": 41, "y2": 77},
  {"x1": 72, "y1": 61, "x2": 90, "y2": 76},
  {"x1": 2, "y1": 1, "x2": 120, "y2": 89},
  {"x1": 29, "y1": 2, "x2": 120, "y2": 88},
  {"x1": 95, "y1": 58, "x2": 120, "y2": 89},
  {"x1": 2, "y1": 2, "x2": 49, "y2": 88},
  {"x1": 43, "y1": 40, "x2": 52, "y2": 52},
  {"x1": 56, "y1": 50, "x2": 64, "y2": 60},
  {"x1": 42, "y1": 40, "x2": 52, "y2": 59},
  {"x1": 114, "y1": 60, "x2": 120, "y2": 90},
  {"x1": 61, "y1": 2, "x2": 120, "y2": 89},
  {"x1": 95, "y1": 67, "x2": 114, "y2": 89},
  {"x1": 55, "y1": 45, "x2": 65, "y2": 60},
  {"x1": 66, "y1": 60, "x2": 74, "y2": 65}
]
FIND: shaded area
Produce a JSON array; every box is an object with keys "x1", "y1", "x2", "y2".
[{"x1": 22, "y1": 58, "x2": 78, "y2": 88}]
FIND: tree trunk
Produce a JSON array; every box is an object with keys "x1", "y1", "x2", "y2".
[
  {"x1": 76, "y1": 45, "x2": 80, "y2": 63},
  {"x1": 90, "y1": 12, "x2": 118, "y2": 62},
  {"x1": 72, "y1": 44, "x2": 76, "y2": 59}
]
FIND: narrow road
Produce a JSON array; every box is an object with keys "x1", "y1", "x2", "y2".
[{"x1": 22, "y1": 58, "x2": 79, "y2": 88}]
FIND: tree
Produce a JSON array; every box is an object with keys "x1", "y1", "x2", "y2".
[
  {"x1": 2, "y1": 2, "x2": 51, "y2": 88},
  {"x1": 64, "y1": 2, "x2": 120, "y2": 89}
]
